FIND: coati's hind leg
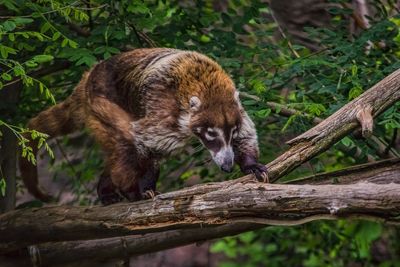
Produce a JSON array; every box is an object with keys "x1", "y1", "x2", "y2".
[
  {"x1": 86, "y1": 96, "x2": 162, "y2": 203},
  {"x1": 108, "y1": 143, "x2": 160, "y2": 202},
  {"x1": 137, "y1": 161, "x2": 160, "y2": 200}
]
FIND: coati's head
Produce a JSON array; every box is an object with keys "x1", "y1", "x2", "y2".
[{"x1": 188, "y1": 93, "x2": 242, "y2": 173}]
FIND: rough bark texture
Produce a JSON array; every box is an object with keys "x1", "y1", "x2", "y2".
[
  {"x1": 291, "y1": 158, "x2": 400, "y2": 185},
  {"x1": 1, "y1": 180, "x2": 400, "y2": 254},
  {"x1": 24, "y1": 223, "x2": 261, "y2": 266}
]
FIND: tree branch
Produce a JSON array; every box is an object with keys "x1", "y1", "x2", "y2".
[
  {"x1": 289, "y1": 157, "x2": 400, "y2": 185},
  {"x1": 8, "y1": 159, "x2": 400, "y2": 266}
]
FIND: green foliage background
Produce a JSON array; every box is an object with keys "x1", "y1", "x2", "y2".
[{"x1": 0, "y1": 0, "x2": 399, "y2": 265}]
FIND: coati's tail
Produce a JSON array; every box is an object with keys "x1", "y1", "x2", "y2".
[{"x1": 19, "y1": 76, "x2": 87, "y2": 202}]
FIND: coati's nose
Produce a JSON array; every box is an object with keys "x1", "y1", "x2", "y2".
[{"x1": 221, "y1": 160, "x2": 234, "y2": 173}]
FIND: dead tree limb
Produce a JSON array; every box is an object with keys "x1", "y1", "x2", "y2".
[
  {"x1": 0, "y1": 69, "x2": 400, "y2": 254},
  {"x1": 8, "y1": 159, "x2": 400, "y2": 266},
  {"x1": 1, "y1": 179, "x2": 400, "y2": 254}
]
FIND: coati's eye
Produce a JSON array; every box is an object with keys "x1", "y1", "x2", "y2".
[{"x1": 205, "y1": 129, "x2": 218, "y2": 141}]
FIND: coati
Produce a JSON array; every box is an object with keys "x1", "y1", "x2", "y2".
[{"x1": 19, "y1": 48, "x2": 268, "y2": 205}]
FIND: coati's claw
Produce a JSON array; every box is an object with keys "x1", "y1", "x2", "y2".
[
  {"x1": 243, "y1": 163, "x2": 269, "y2": 183},
  {"x1": 261, "y1": 172, "x2": 269, "y2": 183},
  {"x1": 141, "y1": 190, "x2": 160, "y2": 200}
]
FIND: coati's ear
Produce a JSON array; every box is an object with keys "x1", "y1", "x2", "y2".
[{"x1": 190, "y1": 96, "x2": 201, "y2": 111}]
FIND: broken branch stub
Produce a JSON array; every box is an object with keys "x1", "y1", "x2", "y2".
[{"x1": 356, "y1": 105, "x2": 374, "y2": 138}]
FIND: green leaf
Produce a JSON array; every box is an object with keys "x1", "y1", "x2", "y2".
[
  {"x1": 107, "y1": 47, "x2": 120, "y2": 54},
  {"x1": 26, "y1": 60, "x2": 38, "y2": 67},
  {"x1": 40, "y1": 22, "x2": 51, "y2": 33},
  {"x1": 52, "y1": 31, "x2": 61, "y2": 41},
  {"x1": 355, "y1": 222, "x2": 382, "y2": 258},
  {"x1": 33, "y1": 55, "x2": 54, "y2": 63},
  {"x1": 2, "y1": 20, "x2": 16, "y2": 31},
  {"x1": 0, "y1": 178, "x2": 5, "y2": 197},
  {"x1": 349, "y1": 86, "x2": 363, "y2": 100},
  {"x1": 13, "y1": 17, "x2": 33, "y2": 25},
  {"x1": 340, "y1": 136, "x2": 354, "y2": 147},
  {"x1": 127, "y1": 2, "x2": 150, "y2": 14},
  {"x1": 68, "y1": 40, "x2": 78, "y2": 48},
  {"x1": 8, "y1": 33, "x2": 15, "y2": 41},
  {"x1": 1, "y1": 73, "x2": 12, "y2": 81},
  {"x1": 200, "y1": 34, "x2": 211, "y2": 43},
  {"x1": 61, "y1": 38, "x2": 68, "y2": 47},
  {"x1": 0, "y1": 45, "x2": 17, "y2": 58},
  {"x1": 255, "y1": 108, "x2": 271, "y2": 118},
  {"x1": 305, "y1": 103, "x2": 326, "y2": 116}
]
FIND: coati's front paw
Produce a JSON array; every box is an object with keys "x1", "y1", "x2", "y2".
[
  {"x1": 242, "y1": 163, "x2": 269, "y2": 183},
  {"x1": 141, "y1": 189, "x2": 160, "y2": 200}
]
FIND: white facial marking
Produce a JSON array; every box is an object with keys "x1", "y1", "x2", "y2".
[{"x1": 205, "y1": 132, "x2": 216, "y2": 141}]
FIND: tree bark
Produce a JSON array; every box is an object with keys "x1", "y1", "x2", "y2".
[
  {"x1": 1, "y1": 178, "x2": 400, "y2": 254},
  {"x1": 290, "y1": 158, "x2": 400, "y2": 184},
  {"x1": 5, "y1": 159, "x2": 399, "y2": 266}
]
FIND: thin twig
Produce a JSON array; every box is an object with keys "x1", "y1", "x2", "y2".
[{"x1": 270, "y1": 11, "x2": 300, "y2": 58}]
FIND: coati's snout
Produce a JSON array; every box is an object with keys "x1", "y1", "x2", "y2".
[{"x1": 212, "y1": 146, "x2": 234, "y2": 172}]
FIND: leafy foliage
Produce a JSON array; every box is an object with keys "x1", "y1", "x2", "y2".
[{"x1": 0, "y1": 0, "x2": 400, "y2": 265}]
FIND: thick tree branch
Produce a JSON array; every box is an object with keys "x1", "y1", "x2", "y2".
[
  {"x1": 1, "y1": 175, "x2": 400, "y2": 254},
  {"x1": 23, "y1": 223, "x2": 263, "y2": 266},
  {"x1": 9, "y1": 159, "x2": 400, "y2": 266}
]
